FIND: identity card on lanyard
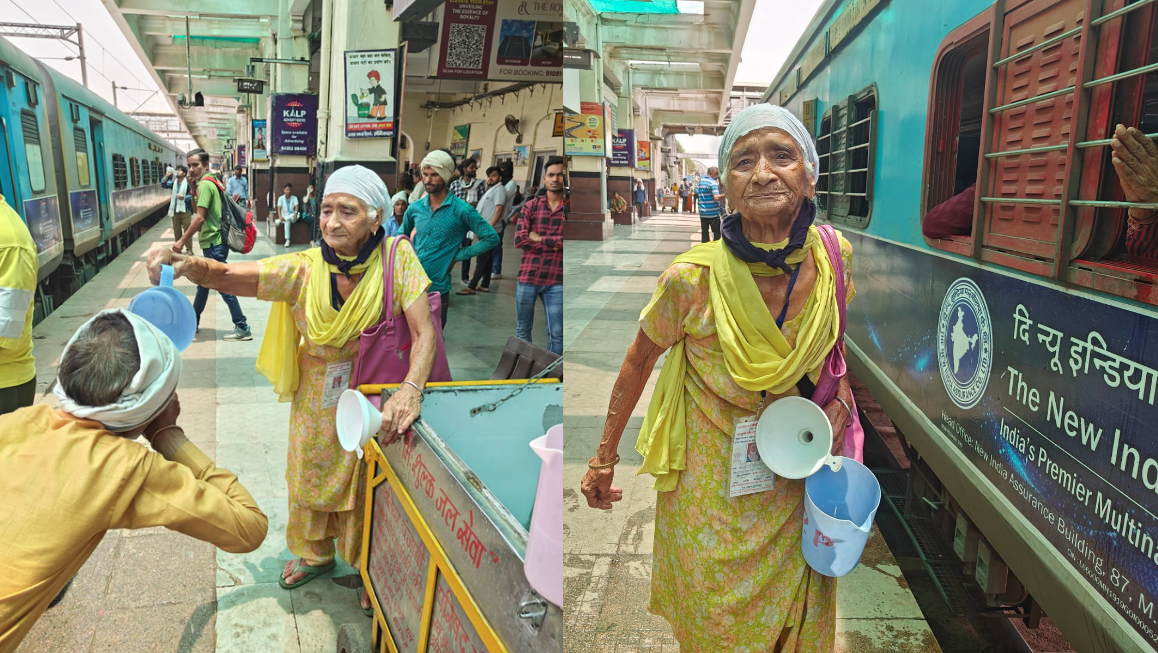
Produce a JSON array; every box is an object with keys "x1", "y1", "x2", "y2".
[
  {"x1": 729, "y1": 414, "x2": 777, "y2": 497},
  {"x1": 322, "y1": 362, "x2": 352, "y2": 409}
]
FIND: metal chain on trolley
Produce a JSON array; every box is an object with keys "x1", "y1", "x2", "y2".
[{"x1": 469, "y1": 357, "x2": 563, "y2": 417}]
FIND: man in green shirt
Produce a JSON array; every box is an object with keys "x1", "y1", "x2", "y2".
[
  {"x1": 172, "y1": 150, "x2": 251, "y2": 341},
  {"x1": 400, "y1": 150, "x2": 499, "y2": 327}
]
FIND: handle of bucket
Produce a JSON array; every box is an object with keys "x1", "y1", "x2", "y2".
[
  {"x1": 825, "y1": 456, "x2": 843, "y2": 473},
  {"x1": 161, "y1": 265, "x2": 174, "y2": 287}
]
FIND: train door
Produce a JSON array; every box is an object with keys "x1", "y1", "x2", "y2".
[
  {"x1": 0, "y1": 115, "x2": 14, "y2": 206},
  {"x1": 89, "y1": 117, "x2": 108, "y2": 234}
]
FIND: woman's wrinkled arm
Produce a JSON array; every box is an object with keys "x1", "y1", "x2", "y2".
[
  {"x1": 379, "y1": 293, "x2": 437, "y2": 444},
  {"x1": 580, "y1": 328, "x2": 666, "y2": 510},
  {"x1": 147, "y1": 246, "x2": 260, "y2": 297}
]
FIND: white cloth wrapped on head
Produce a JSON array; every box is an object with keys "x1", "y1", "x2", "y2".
[
  {"x1": 54, "y1": 308, "x2": 181, "y2": 432},
  {"x1": 420, "y1": 151, "x2": 456, "y2": 187},
  {"x1": 323, "y1": 165, "x2": 391, "y2": 223},
  {"x1": 717, "y1": 104, "x2": 820, "y2": 184}
]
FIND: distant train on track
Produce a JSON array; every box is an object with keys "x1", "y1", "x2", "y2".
[
  {"x1": 0, "y1": 35, "x2": 182, "y2": 323},
  {"x1": 768, "y1": 0, "x2": 1158, "y2": 651}
]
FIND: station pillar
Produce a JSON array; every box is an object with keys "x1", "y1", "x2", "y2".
[
  {"x1": 316, "y1": 0, "x2": 402, "y2": 184},
  {"x1": 264, "y1": 2, "x2": 315, "y2": 243},
  {"x1": 564, "y1": 60, "x2": 612, "y2": 241}
]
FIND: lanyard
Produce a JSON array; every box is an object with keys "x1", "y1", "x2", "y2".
[{"x1": 775, "y1": 262, "x2": 803, "y2": 329}]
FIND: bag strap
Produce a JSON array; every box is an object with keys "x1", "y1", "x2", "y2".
[
  {"x1": 382, "y1": 235, "x2": 404, "y2": 327},
  {"x1": 815, "y1": 224, "x2": 847, "y2": 341}
]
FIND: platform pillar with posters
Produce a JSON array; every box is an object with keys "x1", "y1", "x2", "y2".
[
  {"x1": 317, "y1": 0, "x2": 403, "y2": 188},
  {"x1": 564, "y1": 63, "x2": 612, "y2": 241},
  {"x1": 265, "y1": 8, "x2": 316, "y2": 245}
]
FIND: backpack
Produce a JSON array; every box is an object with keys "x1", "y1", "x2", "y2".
[{"x1": 203, "y1": 175, "x2": 257, "y2": 254}]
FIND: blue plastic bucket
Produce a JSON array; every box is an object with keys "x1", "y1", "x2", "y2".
[
  {"x1": 801, "y1": 456, "x2": 881, "y2": 577},
  {"x1": 128, "y1": 265, "x2": 195, "y2": 352}
]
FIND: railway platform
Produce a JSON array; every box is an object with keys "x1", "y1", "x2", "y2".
[
  {"x1": 13, "y1": 221, "x2": 545, "y2": 653},
  {"x1": 561, "y1": 210, "x2": 942, "y2": 653}
]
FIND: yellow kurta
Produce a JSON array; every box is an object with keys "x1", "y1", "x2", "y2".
[
  {"x1": 0, "y1": 405, "x2": 268, "y2": 653},
  {"x1": 640, "y1": 237, "x2": 854, "y2": 653}
]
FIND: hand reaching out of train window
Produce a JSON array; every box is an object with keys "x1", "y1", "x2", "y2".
[{"x1": 1111, "y1": 124, "x2": 1158, "y2": 224}]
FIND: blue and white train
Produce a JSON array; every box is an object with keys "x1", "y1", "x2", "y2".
[{"x1": 0, "y1": 35, "x2": 181, "y2": 322}]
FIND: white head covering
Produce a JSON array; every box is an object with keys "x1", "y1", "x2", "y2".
[
  {"x1": 717, "y1": 104, "x2": 820, "y2": 185},
  {"x1": 420, "y1": 150, "x2": 456, "y2": 187},
  {"x1": 54, "y1": 308, "x2": 181, "y2": 432},
  {"x1": 324, "y1": 165, "x2": 391, "y2": 223}
]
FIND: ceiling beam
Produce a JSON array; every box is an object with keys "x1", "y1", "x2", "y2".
[
  {"x1": 137, "y1": 15, "x2": 271, "y2": 38},
  {"x1": 112, "y1": 0, "x2": 280, "y2": 18},
  {"x1": 151, "y1": 44, "x2": 254, "y2": 72},
  {"x1": 630, "y1": 68, "x2": 725, "y2": 91}
]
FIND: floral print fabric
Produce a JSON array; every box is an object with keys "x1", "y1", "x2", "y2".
[{"x1": 639, "y1": 237, "x2": 853, "y2": 652}]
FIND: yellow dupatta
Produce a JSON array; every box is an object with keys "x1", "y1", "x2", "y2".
[
  {"x1": 256, "y1": 240, "x2": 391, "y2": 402},
  {"x1": 635, "y1": 226, "x2": 840, "y2": 491}
]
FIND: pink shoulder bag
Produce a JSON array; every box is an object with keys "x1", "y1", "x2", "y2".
[
  {"x1": 810, "y1": 225, "x2": 865, "y2": 463},
  {"x1": 352, "y1": 236, "x2": 453, "y2": 403}
]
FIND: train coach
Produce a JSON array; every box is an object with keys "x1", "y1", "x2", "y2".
[
  {"x1": 766, "y1": 0, "x2": 1158, "y2": 651},
  {"x1": 0, "y1": 35, "x2": 181, "y2": 322}
]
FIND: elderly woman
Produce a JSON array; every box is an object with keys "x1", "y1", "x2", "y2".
[
  {"x1": 147, "y1": 165, "x2": 437, "y2": 615},
  {"x1": 580, "y1": 105, "x2": 856, "y2": 651}
]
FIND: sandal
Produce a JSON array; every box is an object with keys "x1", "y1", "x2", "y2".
[
  {"x1": 456, "y1": 288, "x2": 476, "y2": 295},
  {"x1": 278, "y1": 560, "x2": 336, "y2": 589},
  {"x1": 478, "y1": 287, "x2": 490, "y2": 293}
]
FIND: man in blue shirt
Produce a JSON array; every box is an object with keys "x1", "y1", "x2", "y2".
[
  {"x1": 696, "y1": 167, "x2": 724, "y2": 242},
  {"x1": 632, "y1": 179, "x2": 647, "y2": 220},
  {"x1": 400, "y1": 150, "x2": 499, "y2": 327},
  {"x1": 226, "y1": 166, "x2": 248, "y2": 206}
]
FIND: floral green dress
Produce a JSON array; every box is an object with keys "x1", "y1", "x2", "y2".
[
  {"x1": 257, "y1": 243, "x2": 430, "y2": 563},
  {"x1": 639, "y1": 237, "x2": 854, "y2": 653}
]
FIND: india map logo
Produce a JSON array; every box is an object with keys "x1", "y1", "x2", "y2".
[{"x1": 936, "y1": 277, "x2": 992, "y2": 410}]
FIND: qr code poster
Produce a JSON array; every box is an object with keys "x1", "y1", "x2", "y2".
[
  {"x1": 344, "y1": 49, "x2": 397, "y2": 140},
  {"x1": 435, "y1": 0, "x2": 562, "y2": 82}
]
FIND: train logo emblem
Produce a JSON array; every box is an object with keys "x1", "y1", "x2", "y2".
[{"x1": 936, "y1": 278, "x2": 992, "y2": 410}]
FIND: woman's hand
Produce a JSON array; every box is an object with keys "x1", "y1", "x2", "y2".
[
  {"x1": 378, "y1": 385, "x2": 422, "y2": 446},
  {"x1": 580, "y1": 466, "x2": 623, "y2": 510},
  {"x1": 822, "y1": 397, "x2": 849, "y2": 456},
  {"x1": 145, "y1": 245, "x2": 189, "y2": 285}
]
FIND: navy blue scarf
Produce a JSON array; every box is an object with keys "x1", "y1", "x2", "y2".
[
  {"x1": 321, "y1": 226, "x2": 385, "y2": 278},
  {"x1": 720, "y1": 198, "x2": 816, "y2": 274}
]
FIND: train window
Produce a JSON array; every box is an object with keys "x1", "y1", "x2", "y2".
[
  {"x1": 816, "y1": 86, "x2": 877, "y2": 228},
  {"x1": 112, "y1": 154, "x2": 127, "y2": 190},
  {"x1": 130, "y1": 157, "x2": 139, "y2": 187},
  {"x1": 73, "y1": 128, "x2": 90, "y2": 187},
  {"x1": 20, "y1": 110, "x2": 45, "y2": 193}
]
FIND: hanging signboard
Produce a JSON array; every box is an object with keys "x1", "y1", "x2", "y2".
[
  {"x1": 344, "y1": 49, "x2": 398, "y2": 140},
  {"x1": 552, "y1": 112, "x2": 565, "y2": 137},
  {"x1": 609, "y1": 129, "x2": 634, "y2": 167},
  {"x1": 268, "y1": 94, "x2": 318, "y2": 156},
  {"x1": 236, "y1": 144, "x2": 246, "y2": 169},
  {"x1": 636, "y1": 141, "x2": 652, "y2": 171},
  {"x1": 563, "y1": 102, "x2": 604, "y2": 157},
  {"x1": 252, "y1": 119, "x2": 268, "y2": 162},
  {"x1": 450, "y1": 125, "x2": 470, "y2": 157},
  {"x1": 433, "y1": 0, "x2": 563, "y2": 83}
]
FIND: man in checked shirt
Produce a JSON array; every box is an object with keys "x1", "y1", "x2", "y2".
[{"x1": 514, "y1": 156, "x2": 566, "y2": 354}]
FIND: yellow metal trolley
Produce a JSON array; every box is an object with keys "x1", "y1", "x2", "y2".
[{"x1": 339, "y1": 379, "x2": 562, "y2": 653}]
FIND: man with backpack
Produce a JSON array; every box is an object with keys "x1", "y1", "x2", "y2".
[{"x1": 172, "y1": 150, "x2": 252, "y2": 342}]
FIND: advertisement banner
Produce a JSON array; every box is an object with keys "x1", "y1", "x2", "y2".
[
  {"x1": 23, "y1": 196, "x2": 61, "y2": 253},
  {"x1": 237, "y1": 144, "x2": 247, "y2": 169},
  {"x1": 564, "y1": 102, "x2": 604, "y2": 157},
  {"x1": 434, "y1": 0, "x2": 563, "y2": 83},
  {"x1": 847, "y1": 232, "x2": 1158, "y2": 647},
  {"x1": 269, "y1": 94, "x2": 318, "y2": 156},
  {"x1": 252, "y1": 120, "x2": 268, "y2": 162},
  {"x1": 610, "y1": 129, "x2": 634, "y2": 167},
  {"x1": 451, "y1": 125, "x2": 470, "y2": 157},
  {"x1": 636, "y1": 141, "x2": 652, "y2": 171},
  {"x1": 345, "y1": 49, "x2": 397, "y2": 139},
  {"x1": 68, "y1": 189, "x2": 99, "y2": 234}
]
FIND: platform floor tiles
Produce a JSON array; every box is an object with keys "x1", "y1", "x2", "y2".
[
  {"x1": 16, "y1": 218, "x2": 542, "y2": 653},
  {"x1": 562, "y1": 210, "x2": 942, "y2": 653}
]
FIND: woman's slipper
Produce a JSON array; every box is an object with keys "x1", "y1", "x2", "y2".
[
  {"x1": 456, "y1": 288, "x2": 476, "y2": 295},
  {"x1": 278, "y1": 560, "x2": 336, "y2": 589},
  {"x1": 363, "y1": 604, "x2": 374, "y2": 617}
]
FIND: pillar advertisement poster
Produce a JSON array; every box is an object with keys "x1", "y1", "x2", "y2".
[
  {"x1": 845, "y1": 233, "x2": 1158, "y2": 647},
  {"x1": 344, "y1": 49, "x2": 397, "y2": 139},
  {"x1": 252, "y1": 120, "x2": 268, "y2": 162},
  {"x1": 609, "y1": 129, "x2": 634, "y2": 167},
  {"x1": 434, "y1": 0, "x2": 563, "y2": 82},
  {"x1": 563, "y1": 102, "x2": 605, "y2": 156},
  {"x1": 237, "y1": 144, "x2": 246, "y2": 168},
  {"x1": 636, "y1": 142, "x2": 652, "y2": 171},
  {"x1": 268, "y1": 94, "x2": 318, "y2": 156},
  {"x1": 450, "y1": 125, "x2": 470, "y2": 157}
]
